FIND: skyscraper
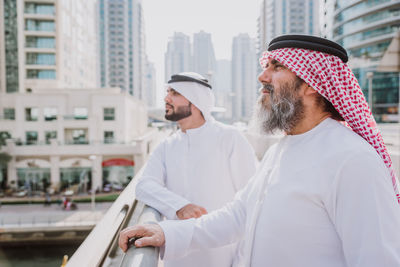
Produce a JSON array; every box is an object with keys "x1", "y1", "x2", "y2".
[
  {"x1": 193, "y1": 31, "x2": 216, "y2": 84},
  {"x1": 322, "y1": 0, "x2": 400, "y2": 122},
  {"x1": 98, "y1": 0, "x2": 147, "y2": 99},
  {"x1": 164, "y1": 32, "x2": 191, "y2": 82},
  {"x1": 214, "y1": 59, "x2": 233, "y2": 121},
  {"x1": 231, "y1": 34, "x2": 257, "y2": 121},
  {"x1": 257, "y1": 0, "x2": 320, "y2": 57},
  {"x1": 0, "y1": 0, "x2": 97, "y2": 93},
  {"x1": 145, "y1": 59, "x2": 157, "y2": 107}
]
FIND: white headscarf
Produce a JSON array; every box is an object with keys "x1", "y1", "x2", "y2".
[{"x1": 167, "y1": 72, "x2": 215, "y2": 121}]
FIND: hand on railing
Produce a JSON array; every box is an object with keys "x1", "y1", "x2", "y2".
[
  {"x1": 176, "y1": 203, "x2": 207, "y2": 220},
  {"x1": 119, "y1": 223, "x2": 165, "y2": 251}
]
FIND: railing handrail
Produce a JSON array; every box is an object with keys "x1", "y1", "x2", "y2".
[
  {"x1": 119, "y1": 203, "x2": 161, "y2": 267},
  {"x1": 66, "y1": 169, "x2": 142, "y2": 267},
  {"x1": 66, "y1": 168, "x2": 162, "y2": 267}
]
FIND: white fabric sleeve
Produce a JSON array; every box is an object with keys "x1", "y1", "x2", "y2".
[
  {"x1": 228, "y1": 131, "x2": 257, "y2": 191},
  {"x1": 325, "y1": 151, "x2": 400, "y2": 267},
  {"x1": 135, "y1": 143, "x2": 190, "y2": 219},
  {"x1": 159, "y1": 174, "x2": 257, "y2": 261}
]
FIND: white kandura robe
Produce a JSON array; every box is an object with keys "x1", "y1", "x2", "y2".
[
  {"x1": 159, "y1": 118, "x2": 400, "y2": 267},
  {"x1": 136, "y1": 119, "x2": 257, "y2": 267}
]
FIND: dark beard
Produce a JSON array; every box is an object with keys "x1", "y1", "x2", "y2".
[
  {"x1": 252, "y1": 80, "x2": 305, "y2": 134},
  {"x1": 165, "y1": 103, "x2": 192, "y2": 121}
]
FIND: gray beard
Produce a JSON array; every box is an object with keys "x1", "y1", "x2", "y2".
[{"x1": 249, "y1": 82, "x2": 305, "y2": 134}]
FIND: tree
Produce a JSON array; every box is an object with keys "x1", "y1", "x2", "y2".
[{"x1": 0, "y1": 132, "x2": 12, "y2": 189}]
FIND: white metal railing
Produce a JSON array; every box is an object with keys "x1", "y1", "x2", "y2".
[{"x1": 66, "y1": 168, "x2": 161, "y2": 267}]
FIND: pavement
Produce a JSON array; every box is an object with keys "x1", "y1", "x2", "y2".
[{"x1": 0, "y1": 202, "x2": 112, "y2": 228}]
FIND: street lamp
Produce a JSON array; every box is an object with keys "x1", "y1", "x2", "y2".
[
  {"x1": 89, "y1": 155, "x2": 96, "y2": 211},
  {"x1": 367, "y1": 71, "x2": 374, "y2": 112}
]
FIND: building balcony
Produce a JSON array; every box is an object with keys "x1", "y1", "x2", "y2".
[{"x1": 24, "y1": 30, "x2": 56, "y2": 37}]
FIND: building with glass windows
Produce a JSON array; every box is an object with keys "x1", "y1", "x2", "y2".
[
  {"x1": 97, "y1": 0, "x2": 148, "y2": 101},
  {"x1": 257, "y1": 0, "x2": 320, "y2": 57},
  {"x1": 0, "y1": 88, "x2": 163, "y2": 194},
  {"x1": 322, "y1": 0, "x2": 400, "y2": 122},
  {"x1": 192, "y1": 31, "x2": 217, "y2": 84},
  {"x1": 164, "y1": 32, "x2": 192, "y2": 82},
  {"x1": 0, "y1": 0, "x2": 97, "y2": 94},
  {"x1": 231, "y1": 33, "x2": 258, "y2": 121}
]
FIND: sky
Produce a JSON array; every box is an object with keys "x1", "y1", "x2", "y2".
[{"x1": 142, "y1": 0, "x2": 261, "y2": 106}]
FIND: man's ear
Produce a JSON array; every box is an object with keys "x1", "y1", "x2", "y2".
[{"x1": 304, "y1": 84, "x2": 318, "y2": 96}]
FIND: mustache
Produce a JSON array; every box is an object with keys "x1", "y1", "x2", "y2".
[
  {"x1": 165, "y1": 103, "x2": 174, "y2": 109},
  {"x1": 259, "y1": 83, "x2": 274, "y2": 93}
]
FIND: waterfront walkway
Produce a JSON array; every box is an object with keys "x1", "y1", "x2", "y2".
[{"x1": 0, "y1": 202, "x2": 112, "y2": 228}]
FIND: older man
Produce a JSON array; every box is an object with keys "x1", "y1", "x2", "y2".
[
  {"x1": 131, "y1": 72, "x2": 256, "y2": 267},
  {"x1": 119, "y1": 36, "x2": 400, "y2": 267}
]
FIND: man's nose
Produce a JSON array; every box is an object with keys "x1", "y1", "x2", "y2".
[
  {"x1": 258, "y1": 69, "x2": 272, "y2": 84},
  {"x1": 164, "y1": 94, "x2": 171, "y2": 103}
]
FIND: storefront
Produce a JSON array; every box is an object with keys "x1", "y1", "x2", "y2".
[
  {"x1": 59, "y1": 158, "x2": 93, "y2": 193},
  {"x1": 102, "y1": 158, "x2": 134, "y2": 189},
  {"x1": 16, "y1": 167, "x2": 51, "y2": 193},
  {"x1": 15, "y1": 159, "x2": 51, "y2": 193}
]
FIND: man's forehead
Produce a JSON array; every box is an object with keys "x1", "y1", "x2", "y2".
[{"x1": 269, "y1": 58, "x2": 282, "y2": 65}]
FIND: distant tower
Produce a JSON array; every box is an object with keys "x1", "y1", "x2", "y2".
[
  {"x1": 257, "y1": 0, "x2": 319, "y2": 56},
  {"x1": 98, "y1": 0, "x2": 146, "y2": 99},
  {"x1": 193, "y1": 31, "x2": 216, "y2": 85},
  {"x1": 164, "y1": 32, "x2": 191, "y2": 82},
  {"x1": 231, "y1": 34, "x2": 257, "y2": 121}
]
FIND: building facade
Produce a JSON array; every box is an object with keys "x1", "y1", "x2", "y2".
[
  {"x1": 322, "y1": 0, "x2": 400, "y2": 122},
  {"x1": 98, "y1": 0, "x2": 147, "y2": 100},
  {"x1": 164, "y1": 32, "x2": 192, "y2": 82},
  {"x1": 145, "y1": 58, "x2": 157, "y2": 108},
  {"x1": 0, "y1": 0, "x2": 98, "y2": 94},
  {"x1": 257, "y1": 0, "x2": 320, "y2": 57},
  {"x1": 231, "y1": 34, "x2": 258, "y2": 121},
  {"x1": 0, "y1": 88, "x2": 160, "y2": 194},
  {"x1": 192, "y1": 31, "x2": 216, "y2": 84}
]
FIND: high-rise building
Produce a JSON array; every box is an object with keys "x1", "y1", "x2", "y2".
[
  {"x1": 257, "y1": 0, "x2": 320, "y2": 57},
  {"x1": 0, "y1": 0, "x2": 98, "y2": 94},
  {"x1": 164, "y1": 32, "x2": 191, "y2": 82},
  {"x1": 214, "y1": 59, "x2": 233, "y2": 121},
  {"x1": 231, "y1": 34, "x2": 257, "y2": 121},
  {"x1": 193, "y1": 31, "x2": 216, "y2": 84},
  {"x1": 98, "y1": 0, "x2": 146, "y2": 99},
  {"x1": 145, "y1": 59, "x2": 157, "y2": 108},
  {"x1": 322, "y1": 0, "x2": 400, "y2": 122}
]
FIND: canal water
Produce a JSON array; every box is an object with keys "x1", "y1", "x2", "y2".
[{"x1": 0, "y1": 244, "x2": 79, "y2": 267}]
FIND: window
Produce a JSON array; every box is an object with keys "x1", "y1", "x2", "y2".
[
  {"x1": 26, "y1": 131, "x2": 38, "y2": 145},
  {"x1": 27, "y1": 70, "x2": 56, "y2": 79},
  {"x1": 26, "y1": 53, "x2": 55, "y2": 65},
  {"x1": 25, "y1": 3, "x2": 55, "y2": 15},
  {"x1": 43, "y1": 107, "x2": 57, "y2": 121},
  {"x1": 104, "y1": 131, "x2": 114, "y2": 144},
  {"x1": 25, "y1": 36, "x2": 55, "y2": 48},
  {"x1": 0, "y1": 132, "x2": 11, "y2": 146},
  {"x1": 25, "y1": 19, "x2": 55, "y2": 32},
  {"x1": 25, "y1": 107, "x2": 38, "y2": 121},
  {"x1": 45, "y1": 131, "x2": 57, "y2": 144},
  {"x1": 72, "y1": 129, "x2": 87, "y2": 144},
  {"x1": 103, "y1": 108, "x2": 115, "y2": 120},
  {"x1": 73, "y1": 108, "x2": 88, "y2": 120},
  {"x1": 3, "y1": 108, "x2": 15, "y2": 120}
]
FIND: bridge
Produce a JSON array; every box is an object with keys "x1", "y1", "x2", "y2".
[{"x1": 65, "y1": 125, "x2": 400, "y2": 267}]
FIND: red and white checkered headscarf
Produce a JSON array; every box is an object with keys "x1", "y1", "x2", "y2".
[{"x1": 260, "y1": 47, "x2": 400, "y2": 203}]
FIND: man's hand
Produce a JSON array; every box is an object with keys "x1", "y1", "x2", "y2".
[
  {"x1": 119, "y1": 224, "x2": 165, "y2": 252},
  {"x1": 176, "y1": 203, "x2": 207, "y2": 220}
]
